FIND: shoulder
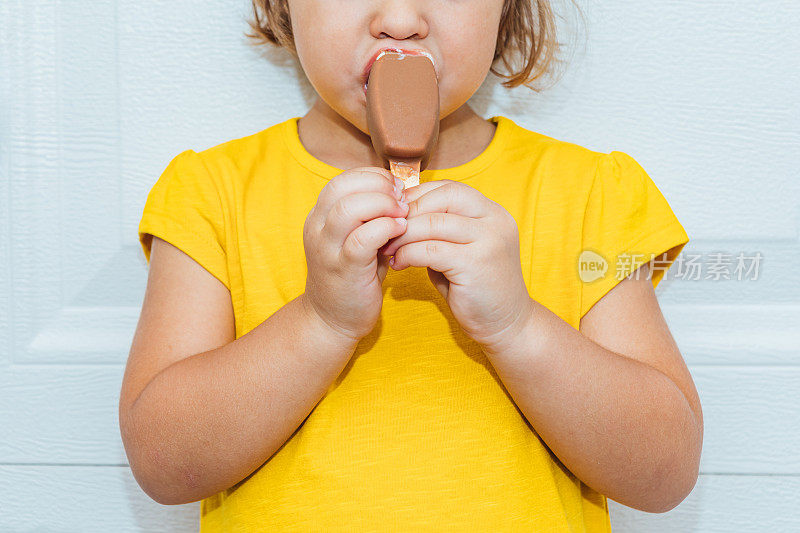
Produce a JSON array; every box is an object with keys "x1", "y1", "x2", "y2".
[
  {"x1": 495, "y1": 117, "x2": 675, "y2": 238},
  {"x1": 499, "y1": 116, "x2": 604, "y2": 159},
  {"x1": 497, "y1": 115, "x2": 608, "y2": 186},
  {"x1": 188, "y1": 118, "x2": 292, "y2": 183},
  {"x1": 496, "y1": 116, "x2": 627, "y2": 206}
]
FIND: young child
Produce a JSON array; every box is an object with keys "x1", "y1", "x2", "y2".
[{"x1": 120, "y1": 0, "x2": 704, "y2": 531}]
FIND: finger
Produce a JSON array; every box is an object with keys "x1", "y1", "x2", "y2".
[
  {"x1": 391, "y1": 239, "x2": 461, "y2": 273},
  {"x1": 427, "y1": 267, "x2": 450, "y2": 299},
  {"x1": 342, "y1": 215, "x2": 408, "y2": 267},
  {"x1": 399, "y1": 179, "x2": 449, "y2": 205},
  {"x1": 315, "y1": 168, "x2": 401, "y2": 219},
  {"x1": 323, "y1": 191, "x2": 409, "y2": 246},
  {"x1": 381, "y1": 212, "x2": 476, "y2": 257},
  {"x1": 377, "y1": 253, "x2": 391, "y2": 283},
  {"x1": 374, "y1": 179, "x2": 444, "y2": 257},
  {"x1": 406, "y1": 181, "x2": 488, "y2": 219}
]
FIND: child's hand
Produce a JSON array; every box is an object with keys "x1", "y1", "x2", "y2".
[
  {"x1": 302, "y1": 167, "x2": 409, "y2": 341},
  {"x1": 381, "y1": 180, "x2": 533, "y2": 349}
]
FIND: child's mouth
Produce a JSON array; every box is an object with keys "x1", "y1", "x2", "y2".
[{"x1": 362, "y1": 47, "x2": 436, "y2": 95}]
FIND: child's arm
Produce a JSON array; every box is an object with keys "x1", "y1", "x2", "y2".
[
  {"x1": 119, "y1": 236, "x2": 359, "y2": 506},
  {"x1": 482, "y1": 262, "x2": 703, "y2": 514}
]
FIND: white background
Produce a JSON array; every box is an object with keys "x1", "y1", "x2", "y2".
[{"x1": 1, "y1": 0, "x2": 798, "y2": 531}]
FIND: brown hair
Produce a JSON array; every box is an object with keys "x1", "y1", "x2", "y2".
[{"x1": 245, "y1": 0, "x2": 583, "y2": 91}]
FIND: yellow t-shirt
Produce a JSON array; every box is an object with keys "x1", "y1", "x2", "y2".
[{"x1": 138, "y1": 115, "x2": 689, "y2": 532}]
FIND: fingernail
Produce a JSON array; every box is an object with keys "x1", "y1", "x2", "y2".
[{"x1": 389, "y1": 257, "x2": 395, "y2": 267}]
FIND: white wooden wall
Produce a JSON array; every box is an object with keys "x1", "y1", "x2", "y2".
[{"x1": 2, "y1": 0, "x2": 798, "y2": 531}]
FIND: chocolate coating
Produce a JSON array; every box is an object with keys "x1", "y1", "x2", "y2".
[{"x1": 366, "y1": 53, "x2": 440, "y2": 171}]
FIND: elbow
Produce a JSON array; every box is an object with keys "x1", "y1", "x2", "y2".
[
  {"x1": 126, "y1": 446, "x2": 208, "y2": 506},
  {"x1": 618, "y1": 465, "x2": 699, "y2": 514},
  {"x1": 126, "y1": 439, "x2": 208, "y2": 505},
  {"x1": 136, "y1": 476, "x2": 191, "y2": 506},
  {"x1": 644, "y1": 469, "x2": 699, "y2": 513},
  {"x1": 132, "y1": 456, "x2": 201, "y2": 506},
  {"x1": 617, "y1": 416, "x2": 704, "y2": 514},
  {"x1": 119, "y1": 405, "x2": 206, "y2": 506},
  {"x1": 144, "y1": 483, "x2": 202, "y2": 507},
  {"x1": 641, "y1": 424, "x2": 704, "y2": 514}
]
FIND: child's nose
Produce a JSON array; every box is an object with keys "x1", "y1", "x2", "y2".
[{"x1": 369, "y1": 4, "x2": 430, "y2": 41}]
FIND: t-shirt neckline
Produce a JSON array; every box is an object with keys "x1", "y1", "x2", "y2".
[{"x1": 282, "y1": 114, "x2": 510, "y2": 182}]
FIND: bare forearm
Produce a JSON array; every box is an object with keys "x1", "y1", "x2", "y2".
[
  {"x1": 482, "y1": 299, "x2": 702, "y2": 513},
  {"x1": 121, "y1": 294, "x2": 359, "y2": 505}
]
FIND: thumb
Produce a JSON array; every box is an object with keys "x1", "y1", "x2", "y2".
[
  {"x1": 377, "y1": 253, "x2": 390, "y2": 283},
  {"x1": 427, "y1": 267, "x2": 449, "y2": 299}
]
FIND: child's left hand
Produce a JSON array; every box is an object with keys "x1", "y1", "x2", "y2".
[{"x1": 381, "y1": 179, "x2": 534, "y2": 350}]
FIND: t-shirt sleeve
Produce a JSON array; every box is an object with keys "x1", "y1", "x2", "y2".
[
  {"x1": 137, "y1": 149, "x2": 231, "y2": 290},
  {"x1": 579, "y1": 150, "x2": 689, "y2": 319}
]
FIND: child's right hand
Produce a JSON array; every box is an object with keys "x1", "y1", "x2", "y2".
[{"x1": 302, "y1": 167, "x2": 409, "y2": 341}]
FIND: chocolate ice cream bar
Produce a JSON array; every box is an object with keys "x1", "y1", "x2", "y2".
[{"x1": 366, "y1": 51, "x2": 440, "y2": 187}]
